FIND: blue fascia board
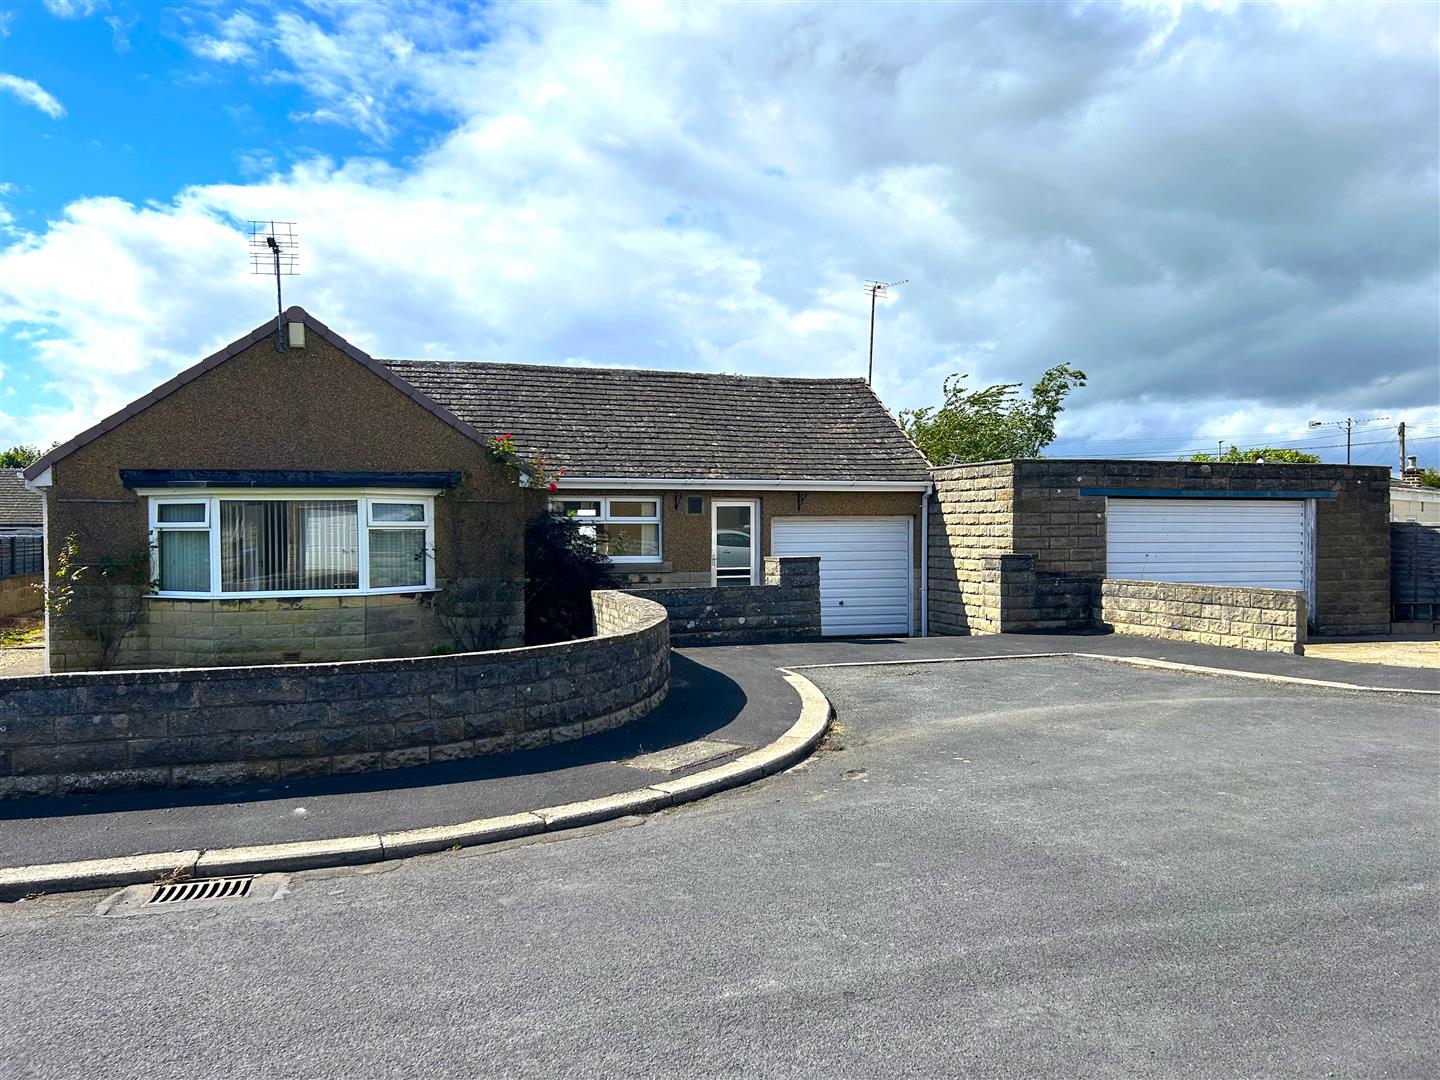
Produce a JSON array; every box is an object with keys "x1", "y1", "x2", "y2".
[
  {"x1": 119, "y1": 469, "x2": 461, "y2": 489},
  {"x1": 1079, "y1": 487, "x2": 1337, "y2": 500}
]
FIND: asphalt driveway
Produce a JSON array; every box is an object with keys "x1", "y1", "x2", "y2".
[{"x1": 1, "y1": 653, "x2": 1435, "y2": 1078}]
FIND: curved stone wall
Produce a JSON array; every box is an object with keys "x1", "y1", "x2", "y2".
[{"x1": 0, "y1": 590, "x2": 668, "y2": 800}]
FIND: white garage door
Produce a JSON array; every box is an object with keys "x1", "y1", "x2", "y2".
[
  {"x1": 1106, "y1": 498, "x2": 1308, "y2": 590},
  {"x1": 771, "y1": 517, "x2": 912, "y2": 637}
]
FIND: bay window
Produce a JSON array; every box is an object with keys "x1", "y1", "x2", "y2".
[
  {"x1": 553, "y1": 497, "x2": 661, "y2": 562},
  {"x1": 146, "y1": 491, "x2": 435, "y2": 597}
]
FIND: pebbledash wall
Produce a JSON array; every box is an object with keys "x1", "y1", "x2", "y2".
[
  {"x1": 626, "y1": 556, "x2": 821, "y2": 645},
  {"x1": 0, "y1": 591, "x2": 667, "y2": 800},
  {"x1": 37, "y1": 313, "x2": 540, "y2": 674},
  {"x1": 929, "y1": 459, "x2": 1390, "y2": 646}
]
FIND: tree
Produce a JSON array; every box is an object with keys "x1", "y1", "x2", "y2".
[
  {"x1": 523, "y1": 509, "x2": 614, "y2": 645},
  {"x1": 898, "y1": 364, "x2": 1086, "y2": 465},
  {"x1": 1190, "y1": 446, "x2": 1322, "y2": 464},
  {"x1": 0, "y1": 444, "x2": 41, "y2": 469},
  {"x1": 1418, "y1": 468, "x2": 1440, "y2": 490}
]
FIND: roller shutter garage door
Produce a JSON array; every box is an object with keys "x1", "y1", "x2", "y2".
[
  {"x1": 1106, "y1": 498, "x2": 1308, "y2": 590},
  {"x1": 771, "y1": 518, "x2": 912, "y2": 637}
]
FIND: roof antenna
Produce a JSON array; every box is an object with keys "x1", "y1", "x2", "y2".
[
  {"x1": 248, "y1": 221, "x2": 299, "y2": 352},
  {"x1": 865, "y1": 278, "x2": 907, "y2": 385}
]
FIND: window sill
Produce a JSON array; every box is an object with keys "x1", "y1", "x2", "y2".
[
  {"x1": 148, "y1": 587, "x2": 440, "y2": 601},
  {"x1": 606, "y1": 561, "x2": 672, "y2": 573}
]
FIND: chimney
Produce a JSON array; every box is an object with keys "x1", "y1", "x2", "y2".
[{"x1": 1400, "y1": 455, "x2": 1424, "y2": 487}]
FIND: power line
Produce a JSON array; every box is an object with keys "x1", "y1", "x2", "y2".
[{"x1": 1085, "y1": 434, "x2": 1439, "y2": 461}]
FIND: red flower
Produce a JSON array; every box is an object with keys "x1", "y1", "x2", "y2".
[{"x1": 547, "y1": 481, "x2": 558, "y2": 492}]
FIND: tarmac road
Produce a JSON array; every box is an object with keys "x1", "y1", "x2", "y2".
[{"x1": 1, "y1": 654, "x2": 1435, "y2": 1078}]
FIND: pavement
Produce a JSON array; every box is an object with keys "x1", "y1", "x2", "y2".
[
  {"x1": 0, "y1": 646, "x2": 811, "y2": 871},
  {"x1": 1306, "y1": 636, "x2": 1440, "y2": 668},
  {"x1": 1, "y1": 651, "x2": 1434, "y2": 1078},
  {"x1": 2, "y1": 631, "x2": 1435, "y2": 881}
]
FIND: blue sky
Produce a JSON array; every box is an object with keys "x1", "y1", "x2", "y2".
[{"x1": 2, "y1": 1, "x2": 1437, "y2": 469}]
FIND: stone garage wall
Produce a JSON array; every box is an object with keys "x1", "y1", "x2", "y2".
[
  {"x1": 0, "y1": 590, "x2": 668, "y2": 800},
  {"x1": 929, "y1": 459, "x2": 1390, "y2": 637},
  {"x1": 1098, "y1": 579, "x2": 1306, "y2": 654},
  {"x1": 625, "y1": 556, "x2": 821, "y2": 645}
]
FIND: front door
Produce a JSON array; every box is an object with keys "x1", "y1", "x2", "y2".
[{"x1": 712, "y1": 500, "x2": 758, "y2": 586}]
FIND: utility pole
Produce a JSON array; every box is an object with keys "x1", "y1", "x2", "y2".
[
  {"x1": 864, "y1": 279, "x2": 907, "y2": 385},
  {"x1": 1399, "y1": 420, "x2": 1407, "y2": 473},
  {"x1": 1309, "y1": 415, "x2": 1389, "y2": 466}
]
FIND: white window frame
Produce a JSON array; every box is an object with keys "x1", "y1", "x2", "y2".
[
  {"x1": 143, "y1": 488, "x2": 437, "y2": 599},
  {"x1": 551, "y1": 496, "x2": 663, "y2": 564}
]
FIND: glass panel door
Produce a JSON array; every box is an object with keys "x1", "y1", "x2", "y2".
[{"x1": 713, "y1": 501, "x2": 756, "y2": 586}]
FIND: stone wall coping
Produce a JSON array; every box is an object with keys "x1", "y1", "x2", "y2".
[
  {"x1": 1101, "y1": 578, "x2": 1304, "y2": 604},
  {"x1": 0, "y1": 589, "x2": 665, "y2": 692}
]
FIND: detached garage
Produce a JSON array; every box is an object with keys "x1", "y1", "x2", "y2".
[{"x1": 927, "y1": 459, "x2": 1391, "y2": 639}]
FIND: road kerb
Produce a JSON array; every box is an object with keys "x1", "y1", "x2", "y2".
[
  {"x1": 535, "y1": 787, "x2": 672, "y2": 830},
  {"x1": 380, "y1": 812, "x2": 545, "y2": 860},
  {"x1": 196, "y1": 833, "x2": 385, "y2": 877},
  {"x1": 0, "y1": 850, "x2": 200, "y2": 903}
]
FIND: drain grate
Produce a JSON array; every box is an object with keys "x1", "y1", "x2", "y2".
[
  {"x1": 147, "y1": 876, "x2": 254, "y2": 905},
  {"x1": 98, "y1": 873, "x2": 289, "y2": 918}
]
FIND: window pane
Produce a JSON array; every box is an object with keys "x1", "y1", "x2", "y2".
[
  {"x1": 609, "y1": 499, "x2": 658, "y2": 518},
  {"x1": 158, "y1": 530, "x2": 210, "y2": 592},
  {"x1": 157, "y1": 503, "x2": 205, "y2": 523},
  {"x1": 220, "y1": 500, "x2": 358, "y2": 592},
  {"x1": 371, "y1": 502, "x2": 425, "y2": 523},
  {"x1": 368, "y1": 528, "x2": 427, "y2": 589},
  {"x1": 598, "y1": 523, "x2": 659, "y2": 558},
  {"x1": 557, "y1": 499, "x2": 601, "y2": 518}
]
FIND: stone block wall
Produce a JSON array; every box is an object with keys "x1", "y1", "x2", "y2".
[
  {"x1": 967, "y1": 555, "x2": 1095, "y2": 634},
  {"x1": 45, "y1": 577, "x2": 523, "y2": 674},
  {"x1": 0, "y1": 590, "x2": 668, "y2": 800},
  {"x1": 928, "y1": 463, "x2": 1016, "y2": 634},
  {"x1": 1098, "y1": 579, "x2": 1306, "y2": 654},
  {"x1": 928, "y1": 459, "x2": 1391, "y2": 637},
  {"x1": 625, "y1": 556, "x2": 821, "y2": 645},
  {"x1": 0, "y1": 574, "x2": 41, "y2": 619}
]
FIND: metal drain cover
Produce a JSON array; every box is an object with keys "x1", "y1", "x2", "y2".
[{"x1": 96, "y1": 874, "x2": 289, "y2": 917}]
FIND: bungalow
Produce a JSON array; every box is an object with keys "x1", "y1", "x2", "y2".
[
  {"x1": 0, "y1": 470, "x2": 44, "y2": 618},
  {"x1": 22, "y1": 308, "x2": 930, "y2": 672}
]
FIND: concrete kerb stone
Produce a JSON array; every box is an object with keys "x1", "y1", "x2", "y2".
[
  {"x1": 0, "y1": 850, "x2": 200, "y2": 902},
  {"x1": 0, "y1": 668, "x2": 834, "y2": 902}
]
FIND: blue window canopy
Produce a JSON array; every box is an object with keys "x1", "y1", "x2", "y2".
[
  {"x1": 120, "y1": 469, "x2": 461, "y2": 490},
  {"x1": 1078, "y1": 487, "x2": 1336, "y2": 499}
]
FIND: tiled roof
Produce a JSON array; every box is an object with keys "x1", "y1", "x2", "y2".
[
  {"x1": 0, "y1": 470, "x2": 42, "y2": 526},
  {"x1": 380, "y1": 359, "x2": 931, "y2": 483}
]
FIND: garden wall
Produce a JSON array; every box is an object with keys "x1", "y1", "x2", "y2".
[
  {"x1": 625, "y1": 556, "x2": 821, "y2": 645},
  {"x1": 1098, "y1": 579, "x2": 1306, "y2": 654},
  {"x1": 0, "y1": 590, "x2": 668, "y2": 800},
  {"x1": 0, "y1": 574, "x2": 41, "y2": 619}
]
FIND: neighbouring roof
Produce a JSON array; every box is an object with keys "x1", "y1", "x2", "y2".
[
  {"x1": 381, "y1": 359, "x2": 931, "y2": 483},
  {"x1": 0, "y1": 470, "x2": 43, "y2": 526}
]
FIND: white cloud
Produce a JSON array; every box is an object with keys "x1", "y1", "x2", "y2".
[
  {"x1": 3, "y1": 0, "x2": 1439, "y2": 462},
  {"x1": 188, "y1": 12, "x2": 262, "y2": 64},
  {"x1": 42, "y1": 0, "x2": 101, "y2": 18},
  {"x1": 0, "y1": 74, "x2": 66, "y2": 118}
]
